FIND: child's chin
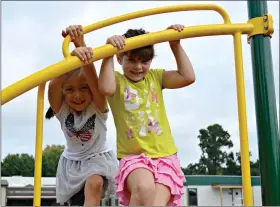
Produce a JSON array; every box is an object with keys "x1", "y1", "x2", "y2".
[
  {"x1": 128, "y1": 75, "x2": 143, "y2": 82},
  {"x1": 71, "y1": 105, "x2": 87, "y2": 112}
]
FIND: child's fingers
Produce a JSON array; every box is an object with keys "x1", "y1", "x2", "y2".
[
  {"x1": 178, "y1": 24, "x2": 184, "y2": 31},
  {"x1": 66, "y1": 27, "x2": 75, "y2": 40},
  {"x1": 87, "y1": 47, "x2": 94, "y2": 59},
  {"x1": 119, "y1": 36, "x2": 126, "y2": 47},
  {"x1": 174, "y1": 24, "x2": 184, "y2": 32},
  {"x1": 114, "y1": 36, "x2": 125, "y2": 49},
  {"x1": 73, "y1": 49, "x2": 87, "y2": 64},
  {"x1": 71, "y1": 25, "x2": 79, "y2": 39},
  {"x1": 75, "y1": 51, "x2": 85, "y2": 62},
  {"x1": 120, "y1": 36, "x2": 126, "y2": 46},
  {"x1": 166, "y1": 25, "x2": 173, "y2": 30},
  {"x1": 78, "y1": 25, "x2": 83, "y2": 37},
  {"x1": 80, "y1": 51, "x2": 88, "y2": 64},
  {"x1": 116, "y1": 41, "x2": 124, "y2": 50},
  {"x1": 111, "y1": 37, "x2": 121, "y2": 49},
  {"x1": 167, "y1": 24, "x2": 184, "y2": 32},
  {"x1": 107, "y1": 37, "x2": 116, "y2": 47},
  {"x1": 85, "y1": 48, "x2": 92, "y2": 61},
  {"x1": 107, "y1": 35, "x2": 125, "y2": 49}
]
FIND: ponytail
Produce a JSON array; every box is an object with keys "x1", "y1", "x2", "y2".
[{"x1": 45, "y1": 106, "x2": 55, "y2": 119}]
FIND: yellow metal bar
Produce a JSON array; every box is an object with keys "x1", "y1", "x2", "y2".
[
  {"x1": 233, "y1": 32, "x2": 253, "y2": 206},
  {"x1": 220, "y1": 188, "x2": 223, "y2": 207},
  {"x1": 1, "y1": 23, "x2": 254, "y2": 105},
  {"x1": 247, "y1": 14, "x2": 274, "y2": 41},
  {"x1": 62, "y1": 4, "x2": 231, "y2": 57},
  {"x1": 33, "y1": 83, "x2": 46, "y2": 206}
]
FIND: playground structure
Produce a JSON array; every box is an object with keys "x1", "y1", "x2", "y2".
[{"x1": 1, "y1": 1, "x2": 279, "y2": 206}]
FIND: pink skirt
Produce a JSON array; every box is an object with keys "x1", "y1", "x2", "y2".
[{"x1": 115, "y1": 153, "x2": 186, "y2": 206}]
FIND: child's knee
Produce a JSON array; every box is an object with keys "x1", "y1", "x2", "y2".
[
  {"x1": 130, "y1": 181, "x2": 155, "y2": 200},
  {"x1": 86, "y1": 175, "x2": 104, "y2": 192}
]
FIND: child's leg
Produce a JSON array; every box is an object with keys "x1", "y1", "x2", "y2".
[
  {"x1": 126, "y1": 168, "x2": 156, "y2": 205},
  {"x1": 84, "y1": 174, "x2": 104, "y2": 206},
  {"x1": 152, "y1": 183, "x2": 171, "y2": 206}
]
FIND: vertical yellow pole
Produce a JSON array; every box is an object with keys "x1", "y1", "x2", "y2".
[
  {"x1": 220, "y1": 188, "x2": 223, "y2": 207},
  {"x1": 33, "y1": 83, "x2": 46, "y2": 206},
  {"x1": 186, "y1": 188, "x2": 189, "y2": 206},
  {"x1": 233, "y1": 32, "x2": 253, "y2": 206}
]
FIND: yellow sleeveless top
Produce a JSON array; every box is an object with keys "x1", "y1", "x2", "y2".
[{"x1": 107, "y1": 69, "x2": 178, "y2": 158}]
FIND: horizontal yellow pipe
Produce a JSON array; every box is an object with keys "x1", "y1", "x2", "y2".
[
  {"x1": 1, "y1": 23, "x2": 253, "y2": 105},
  {"x1": 62, "y1": 4, "x2": 231, "y2": 57}
]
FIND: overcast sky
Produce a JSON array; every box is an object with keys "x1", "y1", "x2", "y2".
[{"x1": 2, "y1": 1, "x2": 279, "y2": 168}]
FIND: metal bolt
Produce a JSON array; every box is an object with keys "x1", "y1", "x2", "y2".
[
  {"x1": 263, "y1": 15, "x2": 268, "y2": 22},
  {"x1": 264, "y1": 26, "x2": 268, "y2": 30}
]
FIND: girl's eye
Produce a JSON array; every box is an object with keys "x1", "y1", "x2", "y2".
[
  {"x1": 128, "y1": 59, "x2": 135, "y2": 62},
  {"x1": 80, "y1": 86, "x2": 89, "y2": 91},
  {"x1": 65, "y1": 88, "x2": 73, "y2": 92}
]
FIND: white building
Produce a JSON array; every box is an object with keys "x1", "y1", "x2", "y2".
[
  {"x1": 1, "y1": 175, "x2": 262, "y2": 206},
  {"x1": 1, "y1": 180, "x2": 8, "y2": 206}
]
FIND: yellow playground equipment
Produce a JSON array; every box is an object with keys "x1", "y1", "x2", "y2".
[{"x1": 1, "y1": 2, "x2": 279, "y2": 206}]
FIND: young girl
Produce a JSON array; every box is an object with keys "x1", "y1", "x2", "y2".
[
  {"x1": 98, "y1": 24, "x2": 196, "y2": 206},
  {"x1": 45, "y1": 25, "x2": 118, "y2": 206}
]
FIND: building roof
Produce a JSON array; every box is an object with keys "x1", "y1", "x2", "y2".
[
  {"x1": 1, "y1": 179, "x2": 8, "y2": 186},
  {"x1": 1, "y1": 175, "x2": 261, "y2": 187},
  {"x1": 185, "y1": 175, "x2": 261, "y2": 186},
  {"x1": 1, "y1": 176, "x2": 56, "y2": 187}
]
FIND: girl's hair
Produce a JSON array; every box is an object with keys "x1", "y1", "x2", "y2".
[
  {"x1": 45, "y1": 106, "x2": 55, "y2": 119},
  {"x1": 120, "y1": 28, "x2": 155, "y2": 61},
  {"x1": 45, "y1": 68, "x2": 83, "y2": 120}
]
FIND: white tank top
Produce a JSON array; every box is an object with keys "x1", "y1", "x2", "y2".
[{"x1": 55, "y1": 101, "x2": 111, "y2": 160}]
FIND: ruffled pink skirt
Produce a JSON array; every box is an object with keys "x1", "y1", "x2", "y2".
[{"x1": 115, "y1": 153, "x2": 186, "y2": 206}]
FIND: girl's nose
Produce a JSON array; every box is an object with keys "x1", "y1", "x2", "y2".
[
  {"x1": 135, "y1": 63, "x2": 142, "y2": 70},
  {"x1": 73, "y1": 91, "x2": 81, "y2": 99}
]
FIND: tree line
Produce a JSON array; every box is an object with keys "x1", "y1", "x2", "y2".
[
  {"x1": 1, "y1": 124, "x2": 260, "y2": 177},
  {"x1": 181, "y1": 124, "x2": 260, "y2": 176}
]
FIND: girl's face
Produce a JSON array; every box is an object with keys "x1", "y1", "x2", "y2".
[
  {"x1": 62, "y1": 73, "x2": 92, "y2": 112},
  {"x1": 117, "y1": 54, "x2": 152, "y2": 82}
]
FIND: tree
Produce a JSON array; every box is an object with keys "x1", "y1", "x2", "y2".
[
  {"x1": 223, "y1": 152, "x2": 241, "y2": 175},
  {"x1": 182, "y1": 163, "x2": 207, "y2": 175},
  {"x1": 181, "y1": 124, "x2": 260, "y2": 176},
  {"x1": 221, "y1": 151, "x2": 260, "y2": 176},
  {"x1": 197, "y1": 124, "x2": 233, "y2": 175},
  {"x1": 1, "y1": 145, "x2": 64, "y2": 177},
  {"x1": 42, "y1": 145, "x2": 64, "y2": 177},
  {"x1": 250, "y1": 159, "x2": 260, "y2": 176},
  {"x1": 235, "y1": 152, "x2": 260, "y2": 176},
  {"x1": 1, "y1": 153, "x2": 34, "y2": 176}
]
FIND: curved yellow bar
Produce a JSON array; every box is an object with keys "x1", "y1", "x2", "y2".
[
  {"x1": 1, "y1": 23, "x2": 253, "y2": 105},
  {"x1": 62, "y1": 4, "x2": 231, "y2": 57}
]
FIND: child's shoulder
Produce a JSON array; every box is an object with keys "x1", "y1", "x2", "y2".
[
  {"x1": 147, "y1": 68, "x2": 165, "y2": 78},
  {"x1": 114, "y1": 70, "x2": 122, "y2": 76},
  {"x1": 148, "y1": 68, "x2": 165, "y2": 73},
  {"x1": 87, "y1": 101, "x2": 108, "y2": 121},
  {"x1": 114, "y1": 70, "x2": 124, "y2": 80}
]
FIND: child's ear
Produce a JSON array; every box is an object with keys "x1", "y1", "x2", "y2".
[{"x1": 116, "y1": 54, "x2": 123, "y2": 65}]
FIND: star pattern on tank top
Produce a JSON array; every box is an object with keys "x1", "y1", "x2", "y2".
[{"x1": 65, "y1": 113, "x2": 96, "y2": 143}]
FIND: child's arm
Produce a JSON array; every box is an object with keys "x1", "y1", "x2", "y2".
[
  {"x1": 98, "y1": 35, "x2": 125, "y2": 96},
  {"x1": 65, "y1": 25, "x2": 107, "y2": 112},
  {"x1": 162, "y1": 24, "x2": 196, "y2": 89},
  {"x1": 48, "y1": 75, "x2": 67, "y2": 113}
]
